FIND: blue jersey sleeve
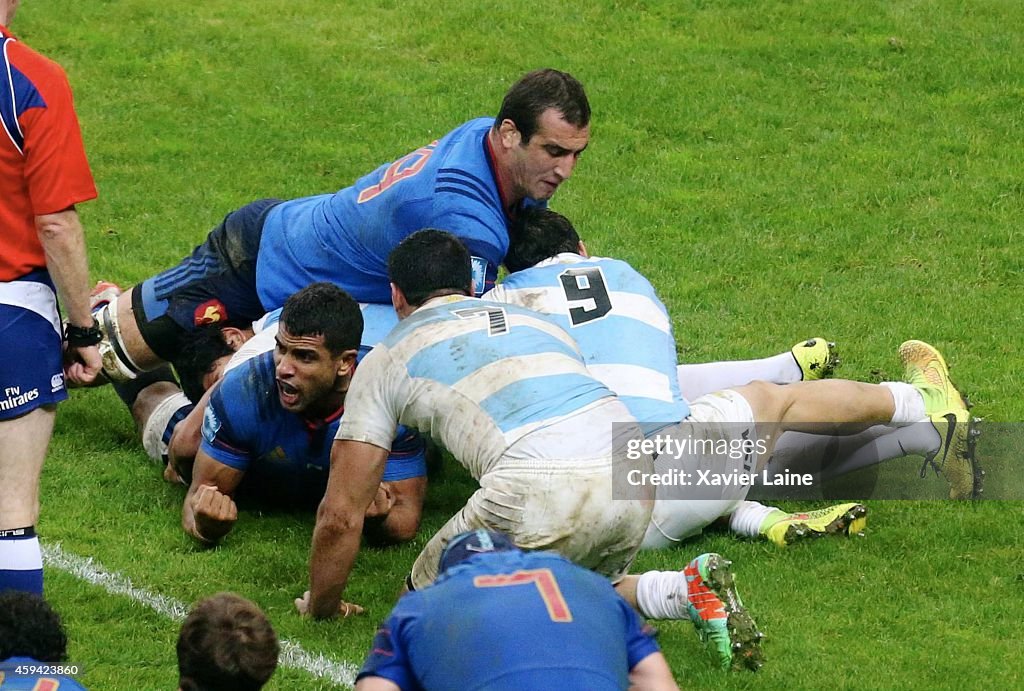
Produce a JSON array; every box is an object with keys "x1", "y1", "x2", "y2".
[
  {"x1": 431, "y1": 209, "x2": 505, "y2": 296},
  {"x1": 381, "y1": 425, "x2": 428, "y2": 482},
  {"x1": 357, "y1": 598, "x2": 423, "y2": 691},
  {"x1": 621, "y1": 598, "x2": 662, "y2": 669},
  {"x1": 199, "y1": 378, "x2": 255, "y2": 471}
]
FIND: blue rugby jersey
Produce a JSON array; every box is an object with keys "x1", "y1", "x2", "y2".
[
  {"x1": 336, "y1": 295, "x2": 618, "y2": 478},
  {"x1": 201, "y1": 351, "x2": 425, "y2": 500},
  {"x1": 357, "y1": 550, "x2": 661, "y2": 691},
  {"x1": 488, "y1": 253, "x2": 690, "y2": 433},
  {"x1": 256, "y1": 118, "x2": 528, "y2": 308}
]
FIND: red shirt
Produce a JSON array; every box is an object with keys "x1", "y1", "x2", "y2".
[{"x1": 1, "y1": 25, "x2": 97, "y2": 281}]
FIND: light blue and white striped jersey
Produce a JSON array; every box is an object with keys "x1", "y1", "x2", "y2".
[
  {"x1": 487, "y1": 254, "x2": 690, "y2": 434},
  {"x1": 337, "y1": 295, "x2": 620, "y2": 478}
]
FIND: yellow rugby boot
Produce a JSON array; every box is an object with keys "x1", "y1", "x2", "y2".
[
  {"x1": 761, "y1": 503, "x2": 867, "y2": 547},
  {"x1": 791, "y1": 338, "x2": 839, "y2": 381},
  {"x1": 899, "y1": 340, "x2": 983, "y2": 499}
]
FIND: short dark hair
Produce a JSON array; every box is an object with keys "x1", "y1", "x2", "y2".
[
  {"x1": 505, "y1": 207, "x2": 581, "y2": 273},
  {"x1": 177, "y1": 593, "x2": 279, "y2": 691},
  {"x1": 279, "y1": 283, "x2": 363, "y2": 356},
  {"x1": 496, "y1": 69, "x2": 590, "y2": 143},
  {"x1": 175, "y1": 327, "x2": 237, "y2": 403},
  {"x1": 388, "y1": 230, "x2": 472, "y2": 307},
  {"x1": 0, "y1": 591, "x2": 68, "y2": 662}
]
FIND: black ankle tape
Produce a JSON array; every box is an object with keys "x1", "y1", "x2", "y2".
[{"x1": 0, "y1": 526, "x2": 36, "y2": 539}]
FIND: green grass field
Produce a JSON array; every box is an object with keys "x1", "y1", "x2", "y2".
[{"x1": 12, "y1": 0, "x2": 1024, "y2": 688}]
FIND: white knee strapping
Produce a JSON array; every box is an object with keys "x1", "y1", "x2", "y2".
[
  {"x1": 141, "y1": 391, "x2": 191, "y2": 463},
  {"x1": 95, "y1": 297, "x2": 143, "y2": 382}
]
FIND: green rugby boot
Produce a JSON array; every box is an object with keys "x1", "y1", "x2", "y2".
[{"x1": 683, "y1": 553, "x2": 765, "y2": 671}]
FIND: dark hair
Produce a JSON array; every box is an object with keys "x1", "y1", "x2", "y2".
[
  {"x1": 388, "y1": 230, "x2": 472, "y2": 307},
  {"x1": 0, "y1": 591, "x2": 68, "y2": 662},
  {"x1": 505, "y1": 207, "x2": 581, "y2": 273},
  {"x1": 279, "y1": 283, "x2": 363, "y2": 356},
  {"x1": 174, "y1": 327, "x2": 237, "y2": 403},
  {"x1": 496, "y1": 69, "x2": 590, "y2": 143},
  {"x1": 177, "y1": 593, "x2": 279, "y2": 691}
]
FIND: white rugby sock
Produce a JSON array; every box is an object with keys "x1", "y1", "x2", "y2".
[
  {"x1": 728, "y1": 501, "x2": 782, "y2": 538},
  {"x1": 635, "y1": 570, "x2": 689, "y2": 620},
  {"x1": 0, "y1": 528, "x2": 43, "y2": 595},
  {"x1": 881, "y1": 382, "x2": 926, "y2": 426},
  {"x1": 677, "y1": 353, "x2": 801, "y2": 401},
  {"x1": 141, "y1": 392, "x2": 193, "y2": 463}
]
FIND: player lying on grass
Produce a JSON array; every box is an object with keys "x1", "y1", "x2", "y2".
[
  {"x1": 91, "y1": 283, "x2": 407, "y2": 486},
  {"x1": 298, "y1": 230, "x2": 973, "y2": 670},
  {"x1": 490, "y1": 208, "x2": 980, "y2": 548},
  {"x1": 85, "y1": 68, "x2": 592, "y2": 387},
  {"x1": 181, "y1": 283, "x2": 427, "y2": 546},
  {"x1": 355, "y1": 529, "x2": 680, "y2": 691}
]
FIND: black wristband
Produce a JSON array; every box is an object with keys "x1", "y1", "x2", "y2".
[{"x1": 65, "y1": 317, "x2": 103, "y2": 348}]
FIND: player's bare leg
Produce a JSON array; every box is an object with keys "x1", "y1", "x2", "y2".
[
  {"x1": 0, "y1": 407, "x2": 55, "y2": 593},
  {"x1": 81, "y1": 282, "x2": 166, "y2": 384},
  {"x1": 127, "y1": 379, "x2": 181, "y2": 435},
  {"x1": 734, "y1": 379, "x2": 897, "y2": 440},
  {"x1": 0, "y1": 407, "x2": 53, "y2": 530},
  {"x1": 108, "y1": 285, "x2": 166, "y2": 372}
]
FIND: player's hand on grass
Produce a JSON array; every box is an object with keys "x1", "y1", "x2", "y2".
[
  {"x1": 191, "y1": 484, "x2": 238, "y2": 543},
  {"x1": 294, "y1": 590, "x2": 365, "y2": 618}
]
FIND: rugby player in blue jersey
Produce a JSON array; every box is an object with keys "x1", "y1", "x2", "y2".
[
  {"x1": 88, "y1": 68, "x2": 591, "y2": 388},
  {"x1": 182, "y1": 283, "x2": 427, "y2": 547},
  {"x1": 355, "y1": 530, "x2": 679, "y2": 691}
]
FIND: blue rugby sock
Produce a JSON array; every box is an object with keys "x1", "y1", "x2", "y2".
[{"x1": 0, "y1": 527, "x2": 43, "y2": 595}]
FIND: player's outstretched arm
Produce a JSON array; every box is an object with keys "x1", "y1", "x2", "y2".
[
  {"x1": 629, "y1": 652, "x2": 680, "y2": 691},
  {"x1": 300, "y1": 438, "x2": 389, "y2": 620},
  {"x1": 181, "y1": 451, "x2": 243, "y2": 544},
  {"x1": 355, "y1": 677, "x2": 401, "y2": 691}
]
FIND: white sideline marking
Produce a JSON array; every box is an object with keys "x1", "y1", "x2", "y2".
[{"x1": 42, "y1": 543, "x2": 357, "y2": 688}]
